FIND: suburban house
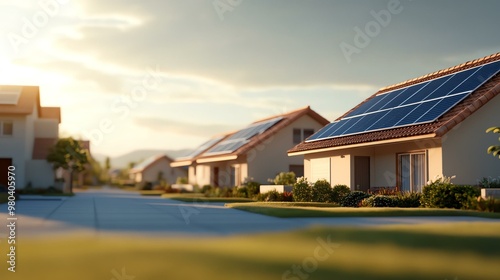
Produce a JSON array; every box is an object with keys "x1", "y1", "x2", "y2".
[
  {"x1": 171, "y1": 107, "x2": 330, "y2": 187},
  {"x1": 0, "y1": 85, "x2": 61, "y2": 189},
  {"x1": 288, "y1": 52, "x2": 500, "y2": 192},
  {"x1": 129, "y1": 154, "x2": 187, "y2": 185}
]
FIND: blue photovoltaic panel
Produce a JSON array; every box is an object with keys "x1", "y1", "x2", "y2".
[
  {"x1": 178, "y1": 136, "x2": 225, "y2": 159},
  {"x1": 306, "y1": 60, "x2": 500, "y2": 142},
  {"x1": 204, "y1": 117, "x2": 283, "y2": 155}
]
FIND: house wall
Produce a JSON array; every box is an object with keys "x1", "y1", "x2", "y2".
[
  {"x1": 0, "y1": 114, "x2": 29, "y2": 188},
  {"x1": 26, "y1": 160, "x2": 55, "y2": 188},
  {"x1": 34, "y1": 119, "x2": 59, "y2": 138},
  {"x1": 442, "y1": 94, "x2": 500, "y2": 185},
  {"x1": 140, "y1": 158, "x2": 187, "y2": 185},
  {"x1": 247, "y1": 115, "x2": 326, "y2": 184},
  {"x1": 303, "y1": 139, "x2": 442, "y2": 190}
]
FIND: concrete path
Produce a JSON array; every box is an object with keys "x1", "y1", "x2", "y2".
[{"x1": 1, "y1": 188, "x2": 498, "y2": 237}]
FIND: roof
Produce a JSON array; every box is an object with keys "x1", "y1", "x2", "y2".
[
  {"x1": 32, "y1": 138, "x2": 58, "y2": 160},
  {"x1": 174, "y1": 106, "x2": 329, "y2": 165},
  {"x1": 289, "y1": 52, "x2": 500, "y2": 154},
  {"x1": 0, "y1": 85, "x2": 61, "y2": 122},
  {"x1": 130, "y1": 154, "x2": 174, "y2": 173}
]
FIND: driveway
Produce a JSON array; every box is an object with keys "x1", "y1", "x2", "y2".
[{"x1": 1, "y1": 187, "x2": 497, "y2": 237}]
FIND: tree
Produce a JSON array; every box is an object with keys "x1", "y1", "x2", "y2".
[
  {"x1": 47, "y1": 138, "x2": 89, "y2": 193},
  {"x1": 487, "y1": 127, "x2": 500, "y2": 159}
]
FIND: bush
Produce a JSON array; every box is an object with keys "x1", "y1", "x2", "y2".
[
  {"x1": 265, "y1": 190, "x2": 281, "y2": 202},
  {"x1": 201, "y1": 185, "x2": 213, "y2": 195},
  {"x1": 362, "y1": 195, "x2": 398, "y2": 207},
  {"x1": 467, "y1": 197, "x2": 500, "y2": 212},
  {"x1": 293, "y1": 177, "x2": 312, "y2": 202},
  {"x1": 272, "y1": 172, "x2": 297, "y2": 185},
  {"x1": 311, "y1": 180, "x2": 332, "y2": 203},
  {"x1": 395, "y1": 192, "x2": 422, "y2": 208},
  {"x1": 244, "y1": 181, "x2": 260, "y2": 197},
  {"x1": 331, "y1": 185, "x2": 351, "y2": 203},
  {"x1": 421, "y1": 176, "x2": 480, "y2": 209},
  {"x1": 176, "y1": 177, "x2": 188, "y2": 184},
  {"x1": 341, "y1": 191, "x2": 372, "y2": 207},
  {"x1": 137, "y1": 181, "x2": 153, "y2": 190},
  {"x1": 232, "y1": 186, "x2": 249, "y2": 198},
  {"x1": 478, "y1": 177, "x2": 500, "y2": 188},
  {"x1": 281, "y1": 191, "x2": 294, "y2": 202}
]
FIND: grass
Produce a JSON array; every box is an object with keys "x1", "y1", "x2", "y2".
[
  {"x1": 161, "y1": 193, "x2": 255, "y2": 203},
  {"x1": 227, "y1": 202, "x2": 500, "y2": 219},
  {"x1": 138, "y1": 190, "x2": 166, "y2": 196},
  {"x1": 1, "y1": 223, "x2": 499, "y2": 280}
]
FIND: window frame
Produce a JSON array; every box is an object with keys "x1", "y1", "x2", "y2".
[
  {"x1": 0, "y1": 121, "x2": 14, "y2": 137},
  {"x1": 397, "y1": 150, "x2": 428, "y2": 192},
  {"x1": 293, "y1": 128, "x2": 315, "y2": 144}
]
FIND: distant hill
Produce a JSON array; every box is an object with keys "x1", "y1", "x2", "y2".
[{"x1": 93, "y1": 149, "x2": 192, "y2": 169}]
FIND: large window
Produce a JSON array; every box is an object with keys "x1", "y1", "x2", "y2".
[
  {"x1": 293, "y1": 128, "x2": 315, "y2": 144},
  {"x1": 398, "y1": 152, "x2": 427, "y2": 192},
  {"x1": 1, "y1": 121, "x2": 13, "y2": 136}
]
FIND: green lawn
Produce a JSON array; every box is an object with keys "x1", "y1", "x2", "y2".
[
  {"x1": 227, "y1": 202, "x2": 500, "y2": 219},
  {"x1": 161, "y1": 193, "x2": 255, "y2": 203},
  {"x1": 1, "y1": 223, "x2": 499, "y2": 280}
]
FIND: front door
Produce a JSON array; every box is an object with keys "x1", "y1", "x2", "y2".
[
  {"x1": 354, "y1": 156, "x2": 370, "y2": 192},
  {"x1": 0, "y1": 158, "x2": 13, "y2": 186}
]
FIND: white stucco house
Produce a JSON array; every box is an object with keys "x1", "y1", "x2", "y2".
[
  {"x1": 288, "y1": 52, "x2": 500, "y2": 192},
  {"x1": 130, "y1": 154, "x2": 187, "y2": 185},
  {"x1": 0, "y1": 86, "x2": 61, "y2": 189},
  {"x1": 171, "y1": 107, "x2": 329, "y2": 187}
]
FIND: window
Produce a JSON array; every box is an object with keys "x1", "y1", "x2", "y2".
[
  {"x1": 293, "y1": 128, "x2": 315, "y2": 144},
  {"x1": 289, "y1": 165, "x2": 304, "y2": 178},
  {"x1": 1, "y1": 121, "x2": 13, "y2": 136},
  {"x1": 398, "y1": 152, "x2": 427, "y2": 192}
]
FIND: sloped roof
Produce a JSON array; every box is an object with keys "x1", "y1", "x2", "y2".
[
  {"x1": 188, "y1": 106, "x2": 329, "y2": 163},
  {"x1": 289, "y1": 52, "x2": 500, "y2": 154},
  {"x1": 0, "y1": 85, "x2": 61, "y2": 122},
  {"x1": 130, "y1": 154, "x2": 174, "y2": 173}
]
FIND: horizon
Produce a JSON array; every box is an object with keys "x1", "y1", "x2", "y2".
[{"x1": 1, "y1": 0, "x2": 499, "y2": 157}]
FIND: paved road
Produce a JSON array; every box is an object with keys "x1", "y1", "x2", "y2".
[{"x1": 1, "y1": 188, "x2": 497, "y2": 237}]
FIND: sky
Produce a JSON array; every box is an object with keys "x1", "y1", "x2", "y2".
[{"x1": 1, "y1": 0, "x2": 499, "y2": 157}]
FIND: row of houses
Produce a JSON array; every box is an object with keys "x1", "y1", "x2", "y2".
[
  {"x1": 2, "y1": 52, "x2": 499, "y2": 192},
  {"x1": 165, "y1": 52, "x2": 500, "y2": 191}
]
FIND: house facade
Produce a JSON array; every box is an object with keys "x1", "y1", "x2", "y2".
[
  {"x1": 0, "y1": 86, "x2": 61, "y2": 189},
  {"x1": 130, "y1": 154, "x2": 187, "y2": 185},
  {"x1": 288, "y1": 53, "x2": 500, "y2": 192},
  {"x1": 172, "y1": 107, "x2": 329, "y2": 187}
]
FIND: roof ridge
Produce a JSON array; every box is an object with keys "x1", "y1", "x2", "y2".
[
  {"x1": 378, "y1": 52, "x2": 500, "y2": 94},
  {"x1": 252, "y1": 106, "x2": 311, "y2": 124}
]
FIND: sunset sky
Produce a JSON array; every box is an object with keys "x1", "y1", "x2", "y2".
[{"x1": 1, "y1": 0, "x2": 499, "y2": 157}]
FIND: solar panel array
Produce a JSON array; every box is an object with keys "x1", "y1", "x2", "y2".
[
  {"x1": 178, "y1": 136, "x2": 225, "y2": 160},
  {"x1": 307, "y1": 60, "x2": 500, "y2": 142},
  {"x1": 204, "y1": 117, "x2": 283, "y2": 156}
]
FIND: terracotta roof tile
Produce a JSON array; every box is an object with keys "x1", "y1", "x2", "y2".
[{"x1": 289, "y1": 52, "x2": 500, "y2": 154}]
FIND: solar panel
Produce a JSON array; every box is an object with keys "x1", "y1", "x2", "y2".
[
  {"x1": 307, "y1": 60, "x2": 500, "y2": 142},
  {"x1": 203, "y1": 117, "x2": 283, "y2": 156},
  {"x1": 177, "y1": 136, "x2": 225, "y2": 160}
]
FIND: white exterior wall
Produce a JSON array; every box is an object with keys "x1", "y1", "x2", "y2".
[
  {"x1": 26, "y1": 160, "x2": 55, "y2": 188},
  {"x1": 0, "y1": 114, "x2": 29, "y2": 188},
  {"x1": 442, "y1": 94, "x2": 500, "y2": 184},
  {"x1": 247, "y1": 115, "x2": 326, "y2": 184},
  {"x1": 303, "y1": 139, "x2": 443, "y2": 190},
  {"x1": 139, "y1": 158, "x2": 187, "y2": 185}
]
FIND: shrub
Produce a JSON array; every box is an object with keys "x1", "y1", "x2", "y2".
[
  {"x1": 368, "y1": 187, "x2": 399, "y2": 196},
  {"x1": 201, "y1": 185, "x2": 213, "y2": 195},
  {"x1": 272, "y1": 172, "x2": 297, "y2": 185},
  {"x1": 176, "y1": 177, "x2": 188, "y2": 184},
  {"x1": 265, "y1": 190, "x2": 281, "y2": 202},
  {"x1": 244, "y1": 181, "x2": 260, "y2": 197},
  {"x1": 341, "y1": 191, "x2": 372, "y2": 207},
  {"x1": 395, "y1": 192, "x2": 422, "y2": 208},
  {"x1": 421, "y1": 176, "x2": 480, "y2": 209},
  {"x1": 232, "y1": 186, "x2": 249, "y2": 198},
  {"x1": 281, "y1": 191, "x2": 294, "y2": 202},
  {"x1": 293, "y1": 177, "x2": 312, "y2": 202},
  {"x1": 467, "y1": 197, "x2": 500, "y2": 212},
  {"x1": 137, "y1": 181, "x2": 152, "y2": 190},
  {"x1": 362, "y1": 195, "x2": 398, "y2": 207},
  {"x1": 478, "y1": 177, "x2": 500, "y2": 188},
  {"x1": 331, "y1": 184, "x2": 351, "y2": 203},
  {"x1": 311, "y1": 180, "x2": 332, "y2": 203}
]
